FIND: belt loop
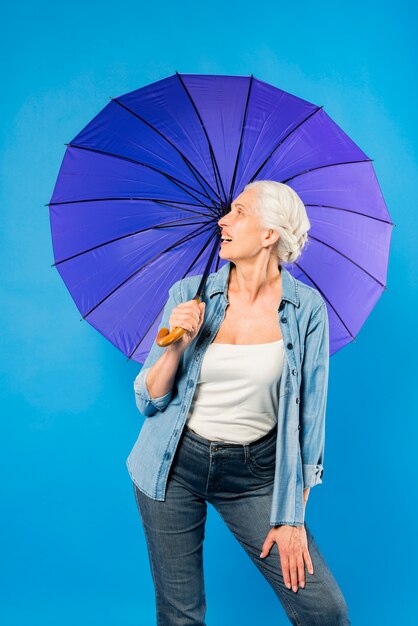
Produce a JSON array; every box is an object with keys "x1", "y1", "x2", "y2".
[{"x1": 244, "y1": 443, "x2": 250, "y2": 463}]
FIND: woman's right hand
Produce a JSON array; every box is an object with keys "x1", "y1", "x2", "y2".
[{"x1": 168, "y1": 299, "x2": 206, "y2": 351}]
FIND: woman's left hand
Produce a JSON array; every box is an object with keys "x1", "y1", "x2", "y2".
[{"x1": 259, "y1": 524, "x2": 314, "y2": 592}]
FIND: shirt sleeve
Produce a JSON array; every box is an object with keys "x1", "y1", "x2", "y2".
[
  {"x1": 299, "y1": 302, "x2": 330, "y2": 488},
  {"x1": 133, "y1": 280, "x2": 182, "y2": 417}
]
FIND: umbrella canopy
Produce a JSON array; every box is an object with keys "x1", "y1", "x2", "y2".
[{"x1": 48, "y1": 72, "x2": 393, "y2": 362}]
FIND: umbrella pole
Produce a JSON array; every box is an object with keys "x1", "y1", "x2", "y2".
[{"x1": 156, "y1": 233, "x2": 223, "y2": 347}]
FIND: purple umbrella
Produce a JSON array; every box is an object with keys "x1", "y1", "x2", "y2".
[{"x1": 48, "y1": 72, "x2": 393, "y2": 362}]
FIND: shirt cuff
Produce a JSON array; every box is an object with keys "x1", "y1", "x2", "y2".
[
  {"x1": 134, "y1": 367, "x2": 172, "y2": 416},
  {"x1": 302, "y1": 464, "x2": 324, "y2": 488}
]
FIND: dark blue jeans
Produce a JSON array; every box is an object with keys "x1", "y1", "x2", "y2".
[{"x1": 133, "y1": 424, "x2": 350, "y2": 625}]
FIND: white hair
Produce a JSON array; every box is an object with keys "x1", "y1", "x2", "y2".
[{"x1": 244, "y1": 180, "x2": 311, "y2": 264}]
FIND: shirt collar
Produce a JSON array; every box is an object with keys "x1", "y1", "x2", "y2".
[{"x1": 206, "y1": 260, "x2": 300, "y2": 307}]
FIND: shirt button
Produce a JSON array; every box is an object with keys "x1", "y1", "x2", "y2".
[
  {"x1": 281, "y1": 317, "x2": 287, "y2": 323},
  {"x1": 292, "y1": 369, "x2": 297, "y2": 376},
  {"x1": 187, "y1": 380, "x2": 193, "y2": 387},
  {"x1": 164, "y1": 452, "x2": 171, "y2": 460},
  {"x1": 279, "y1": 301, "x2": 285, "y2": 311},
  {"x1": 296, "y1": 397, "x2": 300, "y2": 404},
  {"x1": 298, "y1": 424, "x2": 301, "y2": 430},
  {"x1": 287, "y1": 343, "x2": 293, "y2": 350}
]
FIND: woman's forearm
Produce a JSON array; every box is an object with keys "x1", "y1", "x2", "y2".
[{"x1": 145, "y1": 344, "x2": 185, "y2": 400}]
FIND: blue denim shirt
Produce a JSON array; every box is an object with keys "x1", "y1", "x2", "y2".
[{"x1": 126, "y1": 260, "x2": 329, "y2": 527}]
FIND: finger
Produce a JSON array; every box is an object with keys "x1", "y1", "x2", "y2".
[
  {"x1": 289, "y1": 555, "x2": 299, "y2": 593},
  {"x1": 172, "y1": 312, "x2": 198, "y2": 328},
  {"x1": 297, "y1": 554, "x2": 305, "y2": 588},
  {"x1": 170, "y1": 319, "x2": 193, "y2": 333},
  {"x1": 188, "y1": 320, "x2": 197, "y2": 333},
  {"x1": 178, "y1": 300, "x2": 198, "y2": 306},
  {"x1": 181, "y1": 303, "x2": 202, "y2": 325},
  {"x1": 189, "y1": 307, "x2": 201, "y2": 325},
  {"x1": 259, "y1": 536, "x2": 275, "y2": 558},
  {"x1": 279, "y1": 551, "x2": 292, "y2": 590},
  {"x1": 171, "y1": 317, "x2": 195, "y2": 334},
  {"x1": 175, "y1": 302, "x2": 199, "y2": 318},
  {"x1": 303, "y1": 547, "x2": 314, "y2": 575},
  {"x1": 198, "y1": 306, "x2": 205, "y2": 326}
]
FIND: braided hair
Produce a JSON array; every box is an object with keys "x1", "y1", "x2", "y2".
[{"x1": 244, "y1": 180, "x2": 311, "y2": 264}]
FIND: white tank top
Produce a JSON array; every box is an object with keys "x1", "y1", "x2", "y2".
[{"x1": 185, "y1": 339, "x2": 285, "y2": 444}]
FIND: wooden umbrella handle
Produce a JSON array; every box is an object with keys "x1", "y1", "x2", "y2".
[{"x1": 156, "y1": 296, "x2": 201, "y2": 347}]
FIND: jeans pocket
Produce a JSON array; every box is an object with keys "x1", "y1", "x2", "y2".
[{"x1": 248, "y1": 440, "x2": 276, "y2": 478}]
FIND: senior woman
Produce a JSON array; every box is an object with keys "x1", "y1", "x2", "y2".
[{"x1": 126, "y1": 180, "x2": 350, "y2": 626}]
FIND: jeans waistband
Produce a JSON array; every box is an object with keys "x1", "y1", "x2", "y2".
[{"x1": 184, "y1": 422, "x2": 277, "y2": 452}]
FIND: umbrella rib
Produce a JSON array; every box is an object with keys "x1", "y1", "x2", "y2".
[
  {"x1": 307, "y1": 233, "x2": 388, "y2": 290},
  {"x1": 67, "y1": 143, "x2": 219, "y2": 214},
  {"x1": 80, "y1": 221, "x2": 217, "y2": 321},
  {"x1": 293, "y1": 261, "x2": 356, "y2": 342},
  {"x1": 295, "y1": 223, "x2": 390, "y2": 343},
  {"x1": 248, "y1": 106, "x2": 324, "y2": 183},
  {"x1": 193, "y1": 232, "x2": 224, "y2": 300},
  {"x1": 47, "y1": 196, "x2": 214, "y2": 211},
  {"x1": 128, "y1": 228, "x2": 221, "y2": 360},
  {"x1": 52, "y1": 216, "x2": 216, "y2": 266},
  {"x1": 305, "y1": 203, "x2": 395, "y2": 226},
  {"x1": 111, "y1": 97, "x2": 220, "y2": 204},
  {"x1": 175, "y1": 71, "x2": 228, "y2": 206},
  {"x1": 282, "y1": 158, "x2": 373, "y2": 184},
  {"x1": 227, "y1": 74, "x2": 254, "y2": 207}
]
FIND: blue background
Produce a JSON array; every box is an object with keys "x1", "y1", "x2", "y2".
[{"x1": 1, "y1": 1, "x2": 416, "y2": 624}]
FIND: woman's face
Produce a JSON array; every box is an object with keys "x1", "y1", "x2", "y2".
[{"x1": 217, "y1": 188, "x2": 277, "y2": 261}]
